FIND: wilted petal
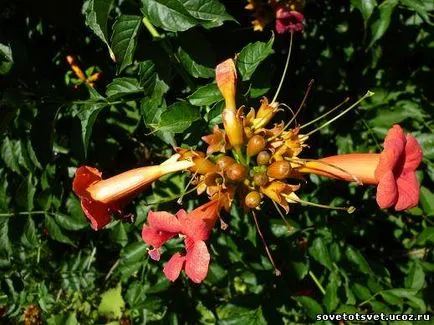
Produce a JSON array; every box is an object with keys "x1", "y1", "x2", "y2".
[
  {"x1": 163, "y1": 253, "x2": 186, "y2": 282},
  {"x1": 376, "y1": 171, "x2": 398, "y2": 209},
  {"x1": 148, "y1": 211, "x2": 182, "y2": 233},
  {"x1": 185, "y1": 240, "x2": 210, "y2": 283},
  {"x1": 141, "y1": 225, "x2": 175, "y2": 248},
  {"x1": 403, "y1": 134, "x2": 423, "y2": 171},
  {"x1": 80, "y1": 198, "x2": 111, "y2": 230},
  {"x1": 395, "y1": 171, "x2": 420, "y2": 211}
]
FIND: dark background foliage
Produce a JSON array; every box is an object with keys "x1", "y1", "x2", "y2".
[{"x1": 0, "y1": 0, "x2": 433, "y2": 323}]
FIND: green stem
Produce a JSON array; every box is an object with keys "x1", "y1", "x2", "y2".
[
  {"x1": 0, "y1": 210, "x2": 48, "y2": 217},
  {"x1": 308, "y1": 270, "x2": 326, "y2": 295},
  {"x1": 142, "y1": 16, "x2": 162, "y2": 39}
]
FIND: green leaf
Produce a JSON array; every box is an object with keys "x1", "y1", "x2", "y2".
[
  {"x1": 66, "y1": 195, "x2": 88, "y2": 229},
  {"x1": 1, "y1": 137, "x2": 22, "y2": 175},
  {"x1": 178, "y1": 47, "x2": 214, "y2": 78},
  {"x1": 111, "y1": 15, "x2": 142, "y2": 73},
  {"x1": 142, "y1": 0, "x2": 198, "y2": 32},
  {"x1": 138, "y1": 60, "x2": 157, "y2": 95},
  {"x1": 110, "y1": 222, "x2": 129, "y2": 247},
  {"x1": 188, "y1": 83, "x2": 223, "y2": 106},
  {"x1": 323, "y1": 272, "x2": 340, "y2": 312},
  {"x1": 157, "y1": 102, "x2": 200, "y2": 133},
  {"x1": 54, "y1": 211, "x2": 88, "y2": 232},
  {"x1": 308, "y1": 237, "x2": 333, "y2": 270},
  {"x1": 351, "y1": 283, "x2": 372, "y2": 300},
  {"x1": 121, "y1": 241, "x2": 147, "y2": 263},
  {"x1": 236, "y1": 37, "x2": 274, "y2": 81},
  {"x1": 0, "y1": 219, "x2": 12, "y2": 256},
  {"x1": 0, "y1": 169, "x2": 9, "y2": 212},
  {"x1": 178, "y1": 0, "x2": 235, "y2": 28},
  {"x1": 106, "y1": 77, "x2": 142, "y2": 99},
  {"x1": 351, "y1": 0, "x2": 377, "y2": 21},
  {"x1": 15, "y1": 175, "x2": 36, "y2": 211},
  {"x1": 368, "y1": 0, "x2": 399, "y2": 48},
  {"x1": 98, "y1": 283, "x2": 125, "y2": 320},
  {"x1": 0, "y1": 43, "x2": 13, "y2": 75},
  {"x1": 415, "y1": 227, "x2": 434, "y2": 245},
  {"x1": 420, "y1": 186, "x2": 434, "y2": 216},
  {"x1": 400, "y1": 0, "x2": 433, "y2": 24},
  {"x1": 83, "y1": 0, "x2": 115, "y2": 60},
  {"x1": 345, "y1": 246, "x2": 373, "y2": 275},
  {"x1": 369, "y1": 101, "x2": 425, "y2": 126},
  {"x1": 405, "y1": 261, "x2": 425, "y2": 291},
  {"x1": 291, "y1": 261, "x2": 308, "y2": 280},
  {"x1": 295, "y1": 296, "x2": 323, "y2": 320},
  {"x1": 45, "y1": 214, "x2": 76, "y2": 246},
  {"x1": 380, "y1": 291, "x2": 403, "y2": 305},
  {"x1": 417, "y1": 133, "x2": 434, "y2": 160},
  {"x1": 77, "y1": 102, "x2": 108, "y2": 157},
  {"x1": 217, "y1": 304, "x2": 266, "y2": 325},
  {"x1": 21, "y1": 217, "x2": 39, "y2": 248}
]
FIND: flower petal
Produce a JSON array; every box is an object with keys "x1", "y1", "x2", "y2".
[
  {"x1": 163, "y1": 253, "x2": 186, "y2": 282},
  {"x1": 80, "y1": 198, "x2": 111, "y2": 230},
  {"x1": 395, "y1": 170, "x2": 420, "y2": 211},
  {"x1": 185, "y1": 240, "x2": 210, "y2": 283},
  {"x1": 180, "y1": 216, "x2": 209, "y2": 242},
  {"x1": 376, "y1": 170, "x2": 398, "y2": 209},
  {"x1": 73, "y1": 166, "x2": 102, "y2": 197},
  {"x1": 403, "y1": 134, "x2": 423, "y2": 171},
  {"x1": 148, "y1": 211, "x2": 182, "y2": 233},
  {"x1": 141, "y1": 225, "x2": 175, "y2": 248}
]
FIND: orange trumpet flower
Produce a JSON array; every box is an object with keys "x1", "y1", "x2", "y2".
[
  {"x1": 299, "y1": 125, "x2": 423, "y2": 211},
  {"x1": 72, "y1": 155, "x2": 194, "y2": 230}
]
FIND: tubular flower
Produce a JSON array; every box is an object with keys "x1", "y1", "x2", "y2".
[
  {"x1": 298, "y1": 125, "x2": 423, "y2": 211},
  {"x1": 176, "y1": 148, "x2": 219, "y2": 174},
  {"x1": 216, "y1": 59, "x2": 237, "y2": 110},
  {"x1": 72, "y1": 155, "x2": 194, "y2": 230},
  {"x1": 222, "y1": 108, "x2": 245, "y2": 150},
  {"x1": 141, "y1": 200, "x2": 221, "y2": 283},
  {"x1": 275, "y1": 7, "x2": 305, "y2": 34}
]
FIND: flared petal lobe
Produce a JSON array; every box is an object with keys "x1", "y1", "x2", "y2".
[
  {"x1": 163, "y1": 253, "x2": 186, "y2": 282},
  {"x1": 275, "y1": 8, "x2": 305, "y2": 34},
  {"x1": 185, "y1": 240, "x2": 210, "y2": 284}
]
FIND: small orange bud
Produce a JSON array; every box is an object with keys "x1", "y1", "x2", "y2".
[
  {"x1": 226, "y1": 163, "x2": 247, "y2": 182},
  {"x1": 257, "y1": 151, "x2": 271, "y2": 165},
  {"x1": 222, "y1": 108, "x2": 244, "y2": 149},
  {"x1": 267, "y1": 161, "x2": 292, "y2": 179},
  {"x1": 216, "y1": 156, "x2": 235, "y2": 171},
  {"x1": 245, "y1": 191, "x2": 262, "y2": 208},
  {"x1": 253, "y1": 172, "x2": 269, "y2": 186},
  {"x1": 247, "y1": 135, "x2": 266, "y2": 157}
]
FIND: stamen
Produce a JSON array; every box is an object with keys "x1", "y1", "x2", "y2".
[
  {"x1": 272, "y1": 31, "x2": 294, "y2": 104},
  {"x1": 299, "y1": 97, "x2": 349, "y2": 129},
  {"x1": 282, "y1": 193, "x2": 356, "y2": 214},
  {"x1": 286, "y1": 157, "x2": 363, "y2": 185},
  {"x1": 305, "y1": 91, "x2": 374, "y2": 136},
  {"x1": 252, "y1": 210, "x2": 281, "y2": 276},
  {"x1": 272, "y1": 201, "x2": 295, "y2": 232}
]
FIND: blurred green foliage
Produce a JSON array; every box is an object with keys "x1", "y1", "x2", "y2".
[{"x1": 0, "y1": 0, "x2": 433, "y2": 323}]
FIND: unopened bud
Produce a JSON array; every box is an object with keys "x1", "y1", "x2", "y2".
[
  {"x1": 257, "y1": 151, "x2": 271, "y2": 165},
  {"x1": 245, "y1": 191, "x2": 261, "y2": 209},
  {"x1": 216, "y1": 156, "x2": 235, "y2": 171},
  {"x1": 267, "y1": 161, "x2": 292, "y2": 179},
  {"x1": 247, "y1": 135, "x2": 266, "y2": 157},
  {"x1": 253, "y1": 172, "x2": 269, "y2": 186},
  {"x1": 226, "y1": 163, "x2": 247, "y2": 182}
]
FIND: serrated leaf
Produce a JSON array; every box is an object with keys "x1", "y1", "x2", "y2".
[
  {"x1": 111, "y1": 15, "x2": 141, "y2": 73},
  {"x1": 45, "y1": 214, "x2": 76, "y2": 246},
  {"x1": 142, "y1": 0, "x2": 198, "y2": 32},
  {"x1": 323, "y1": 272, "x2": 340, "y2": 313},
  {"x1": 1, "y1": 137, "x2": 21, "y2": 175},
  {"x1": 106, "y1": 77, "x2": 142, "y2": 99},
  {"x1": 54, "y1": 212, "x2": 88, "y2": 231},
  {"x1": 77, "y1": 102, "x2": 108, "y2": 157},
  {"x1": 217, "y1": 304, "x2": 266, "y2": 325},
  {"x1": 0, "y1": 219, "x2": 12, "y2": 256},
  {"x1": 157, "y1": 102, "x2": 200, "y2": 133},
  {"x1": 98, "y1": 283, "x2": 125, "y2": 319},
  {"x1": 295, "y1": 296, "x2": 323, "y2": 320},
  {"x1": 309, "y1": 237, "x2": 333, "y2": 270},
  {"x1": 351, "y1": 0, "x2": 377, "y2": 21},
  {"x1": 188, "y1": 83, "x2": 222, "y2": 106},
  {"x1": 138, "y1": 60, "x2": 157, "y2": 95},
  {"x1": 237, "y1": 37, "x2": 274, "y2": 81},
  {"x1": 15, "y1": 174, "x2": 36, "y2": 211},
  {"x1": 368, "y1": 0, "x2": 398, "y2": 48},
  {"x1": 415, "y1": 227, "x2": 434, "y2": 245},
  {"x1": 178, "y1": 0, "x2": 235, "y2": 28},
  {"x1": 83, "y1": 0, "x2": 115, "y2": 60},
  {"x1": 345, "y1": 246, "x2": 373, "y2": 275},
  {"x1": 21, "y1": 217, "x2": 38, "y2": 248}
]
